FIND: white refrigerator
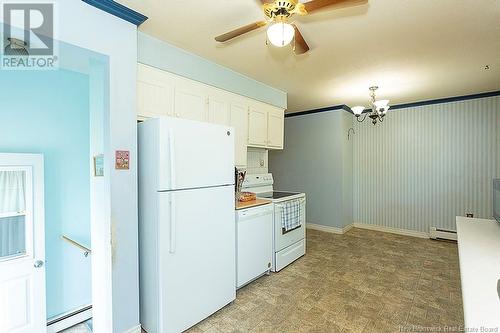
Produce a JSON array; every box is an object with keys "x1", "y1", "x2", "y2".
[{"x1": 138, "y1": 117, "x2": 236, "y2": 333}]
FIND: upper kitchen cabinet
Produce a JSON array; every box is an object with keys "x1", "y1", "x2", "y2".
[
  {"x1": 136, "y1": 63, "x2": 286, "y2": 165},
  {"x1": 229, "y1": 102, "x2": 249, "y2": 167},
  {"x1": 174, "y1": 77, "x2": 209, "y2": 122},
  {"x1": 267, "y1": 107, "x2": 284, "y2": 149},
  {"x1": 248, "y1": 105, "x2": 284, "y2": 150},
  {"x1": 208, "y1": 92, "x2": 231, "y2": 126},
  {"x1": 248, "y1": 107, "x2": 268, "y2": 147},
  {"x1": 137, "y1": 64, "x2": 174, "y2": 120}
]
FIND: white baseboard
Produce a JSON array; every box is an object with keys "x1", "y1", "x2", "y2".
[
  {"x1": 353, "y1": 223, "x2": 429, "y2": 239},
  {"x1": 307, "y1": 222, "x2": 429, "y2": 239},
  {"x1": 306, "y1": 223, "x2": 353, "y2": 234},
  {"x1": 123, "y1": 324, "x2": 142, "y2": 333},
  {"x1": 46, "y1": 306, "x2": 92, "y2": 333}
]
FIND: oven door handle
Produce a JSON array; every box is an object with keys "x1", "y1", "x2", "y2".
[{"x1": 276, "y1": 198, "x2": 306, "y2": 208}]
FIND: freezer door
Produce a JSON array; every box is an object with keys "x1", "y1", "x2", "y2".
[
  {"x1": 158, "y1": 186, "x2": 236, "y2": 333},
  {"x1": 158, "y1": 117, "x2": 235, "y2": 191}
]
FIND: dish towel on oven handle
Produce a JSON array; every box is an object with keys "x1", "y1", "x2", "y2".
[{"x1": 281, "y1": 200, "x2": 302, "y2": 232}]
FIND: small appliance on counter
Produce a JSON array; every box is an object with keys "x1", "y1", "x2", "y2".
[
  {"x1": 235, "y1": 168, "x2": 257, "y2": 202},
  {"x1": 242, "y1": 173, "x2": 306, "y2": 272}
]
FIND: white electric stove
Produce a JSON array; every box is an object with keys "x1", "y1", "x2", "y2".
[{"x1": 242, "y1": 173, "x2": 306, "y2": 272}]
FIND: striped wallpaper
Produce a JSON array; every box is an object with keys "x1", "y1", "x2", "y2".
[{"x1": 353, "y1": 96, "x2": 500, "y2": 233}]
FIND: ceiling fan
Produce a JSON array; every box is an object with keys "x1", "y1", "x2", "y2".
[{"x1": 215, "y1": 0, "x2": 361, "y2": 55}]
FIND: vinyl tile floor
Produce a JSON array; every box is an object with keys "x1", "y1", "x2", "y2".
[{"x1": 180, "y1": 228, "x2": 464, "y2": 333}]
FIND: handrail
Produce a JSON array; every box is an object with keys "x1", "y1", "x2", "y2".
[
  {"x1": 0, "y1": 211, "x2": 26, "y2": 219},
  {"x1": 61, "y1": 235, "x2": 91, "y2": 257}
]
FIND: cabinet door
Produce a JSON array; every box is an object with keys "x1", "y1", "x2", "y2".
[
  {"x1": 230, "y1": 103, "x2": 248, "y2": 167},
  {"x1": 174, "y1": 79, "x2": 208, "y2": 122},
  {"x1": 267, "y1": 108, "x2": 284, "y2": 149},
  {"x1": 137, "y1": 64, "x2": 174, "y2": 119},
  {"x1": 247, "y1": 107, "x2": 268, "y2": 147},
  {"x1": 208, "y1": 95, "x2": 230, "y2": 126}
]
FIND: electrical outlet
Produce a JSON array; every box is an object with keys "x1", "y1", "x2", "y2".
[
  {"x1": 260, "y1": 159, "x2": 265, "y2": 167},
  {"x1": 466, "y1": 213, "x2": 474, "y2": 218}
]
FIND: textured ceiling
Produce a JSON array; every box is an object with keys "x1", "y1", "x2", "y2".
[{"x1": 118, "y1": 0, "x2": 500, "y2": 112}]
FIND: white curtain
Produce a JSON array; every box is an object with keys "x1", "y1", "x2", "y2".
[{"x1": 0, "y1": 171, "x2": 26, "y2": 257}]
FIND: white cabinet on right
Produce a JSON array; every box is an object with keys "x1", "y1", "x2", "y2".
[
  {"x1": 248, "y1": 107, "x2": 268, "y2": 147},
  {"x1": 267, "y1": 108, "x2": 284, "y2": 149},
  {"x1": 248, "y1": 106, "x2": 284, "y2": 150}
]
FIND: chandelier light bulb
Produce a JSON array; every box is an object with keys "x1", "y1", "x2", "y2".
[
  {"x1": 351, "y1": 106, "x2": 365, "y2": 116},
  {"x1": 374, "y1": 99, "x2": 390, "y2": 111}
]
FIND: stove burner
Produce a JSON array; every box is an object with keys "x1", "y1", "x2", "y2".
[{"x1": 266, "y1": 191, "x2": 300, "y2": 199}]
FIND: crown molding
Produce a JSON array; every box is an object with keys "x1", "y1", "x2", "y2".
[{"x1": 82, "y1": 0, "x2": 148, "y2": 26}]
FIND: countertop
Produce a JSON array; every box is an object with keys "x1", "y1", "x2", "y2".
[
  {"x1": 235, "y1": 198, "x2": 272, "y2": 210},
  {"x1": 456, "y1": 216, "x2": 500, "y2": 330}
]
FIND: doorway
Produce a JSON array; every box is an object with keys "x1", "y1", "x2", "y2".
[{"x1": 0, "y1": 37, "x2": 110, "y2": 332}]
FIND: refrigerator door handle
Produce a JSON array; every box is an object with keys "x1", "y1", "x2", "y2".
[
  {"x1": 169, "y1": 131, "x2": 176, "y2": 189},
  {"x1": 169, "y1": 193, "x2": 176, "y2": 253}
]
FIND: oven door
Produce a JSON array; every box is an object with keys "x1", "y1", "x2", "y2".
[{"x1": 274, "y1": 197, "x2": 306, "y2": 252}]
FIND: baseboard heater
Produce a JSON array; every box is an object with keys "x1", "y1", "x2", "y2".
[
  {"x1": 429, "y1": 227, "x2": 457, "y2": 241},
  {"x1": 47, "y1": 305, "x2": 92, "y2": 333}
]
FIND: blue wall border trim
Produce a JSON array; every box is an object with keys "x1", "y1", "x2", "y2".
[
  {"x1": 285, "y1": 104, "x2": 347, "y2": 118},
  {"x1": 82, "y1": 0, "x2": 148, "y2": 26},
  {"x1": 286, "y1": 90, "x2": 500, "y2": 118}
]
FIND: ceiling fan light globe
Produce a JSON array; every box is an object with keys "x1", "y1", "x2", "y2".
[
  {"x1": 267, "y1": 22, "x2": 295, "y2": 47},
  {"x1": 351, "y1": 106, "x2": 365, "y2": 116}
]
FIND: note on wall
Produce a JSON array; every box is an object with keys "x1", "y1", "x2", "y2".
[{"x1": 115, "y1": 150, "x2": 129, "y2": 170}]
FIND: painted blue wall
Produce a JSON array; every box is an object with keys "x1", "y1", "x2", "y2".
[
  {"x1": 269, "y1": 111, "x2": 353, "y2": 229},
  {"x1": 0, "y1": 69, "x2": 91, "y2": 319},
  {"x1": 138, "y1": 32, "x2": 287, "y2": 109}
]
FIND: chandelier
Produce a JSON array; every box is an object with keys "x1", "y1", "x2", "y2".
[{"x1": 351, "y1": 86, "x2": 390, "y2": 125}]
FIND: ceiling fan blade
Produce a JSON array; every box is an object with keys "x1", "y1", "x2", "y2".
[
  {"x1": 292, "y1": 24, "x2": 310, "y2": 55},
  {"x1": 260, "y1": 0, "x2": 274, "y2": 3},
  {"x1": 304, "y1": 0, "x2": 356, "y2": 13},
  {"x1": 215, "y1": 21, "x2": 268, "y2": 42}
]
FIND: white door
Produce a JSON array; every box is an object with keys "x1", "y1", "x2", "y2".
[
  {"x1": 174, "y1": 78, "x2": 208, "y2": 122},
  {"x1": 248, "y1": 107, "x2": 268, "y2": 147},
  {"x1": 157, "y1": 117, "x2": 235, "y2": 191},
  {"x1": 158, "y1": 186, "x2": 235, "y2": 333},
  {"x1": 208, "y1": 95, "x2": 231, "y2": 126},
  {"x1": 137, "y1": 64, "x2": 175, "y2": 119},
  {"x1": 229, "y1": 103, "x2": 248, "y2": 167},
  {"x1": 0, "y1": 154, "x2": 45, "y2": 333},
  {"x1": 267, "y1": 108, "x2": 284, "y2": 149}
]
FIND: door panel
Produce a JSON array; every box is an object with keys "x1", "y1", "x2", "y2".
[
  {"x1": 208, "y1": 96, "x2": 230, "y2": 126},
  {"x1": 137, "y1": 64, "x2": 175, "y2": 119},
  {"x1": 267, "y1": 109, "x2": 284, "y2": 149},
  {"x1": 174, "y1": 79, "x2": 208, "y2": 122},
  {"x1": 248, "y1": 107, "x2": 268, "y2": 147},
  {"x1": 229, "y1": 103, "x2": 248, "y2": 167},
  {"x1": 158, "y1": 117, "x2": 235, "y2": 191},
  {"x1": 0, "y1": 154, "x2": 45, "y2": 333},
  {"x1": 158, "y1": 187, "x2": 235, "y2": 333}
]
